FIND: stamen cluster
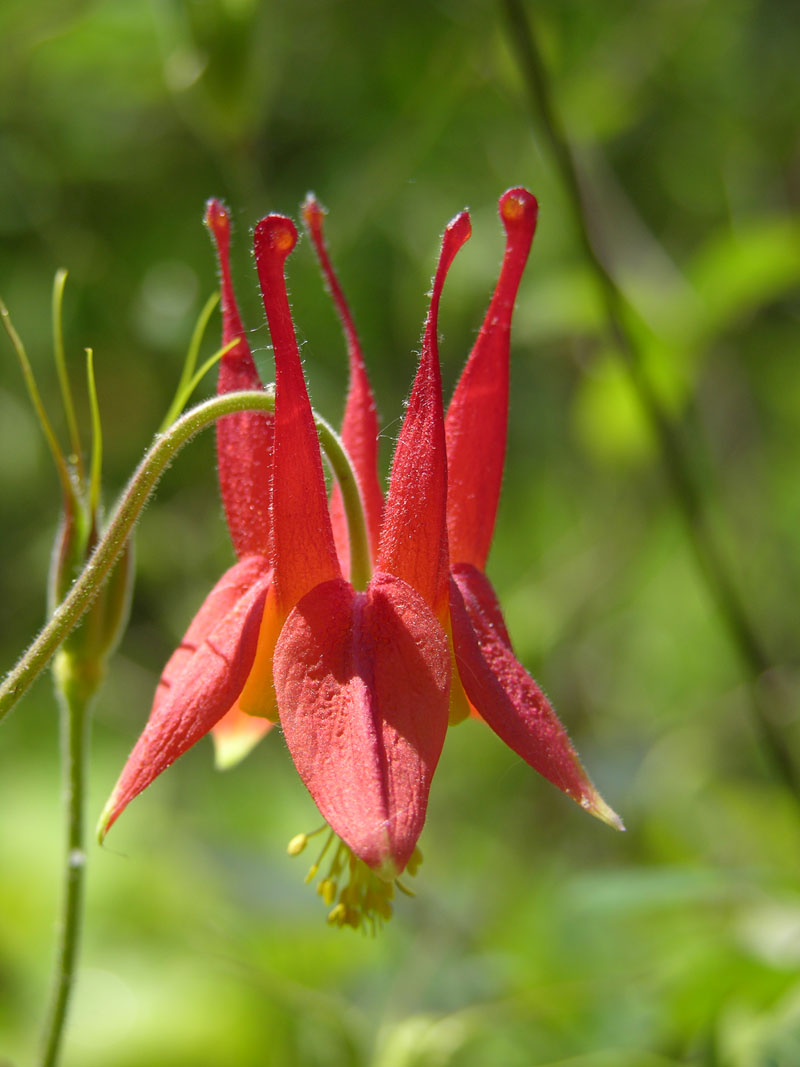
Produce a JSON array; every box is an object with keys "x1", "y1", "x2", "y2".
[{"x1": 289, "y1": 827, "x2": 422, "y2": 931}]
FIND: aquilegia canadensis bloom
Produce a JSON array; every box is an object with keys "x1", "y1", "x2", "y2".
[{"x1": 99, "y1": 189, "x2": 621, "y2": 928}]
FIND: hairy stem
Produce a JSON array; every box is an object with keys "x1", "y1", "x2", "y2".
[
  {"x1": 0, "y1": 389, "x2": 369, "y2": 722},
  {"x1": 38, "y1": 655, "x2": 95, "y2": 1067}
]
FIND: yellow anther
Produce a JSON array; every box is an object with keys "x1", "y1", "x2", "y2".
[
  {"x1": 287, "y1": 833, "x2": 308, "y2": 856},
  {"x1": 304, "y1": 863, "x2": 319, "y2": 884},
  {"x1": 318, "y1": 879, "x2": 337, "y2": 906},
  {"x1": 327, "y1": 903, "x2": 347, "y2": 926}
]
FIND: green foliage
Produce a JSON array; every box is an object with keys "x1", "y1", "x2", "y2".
[{"x1": 1, "y1": 0, "x2": 799, "y2": 1064}]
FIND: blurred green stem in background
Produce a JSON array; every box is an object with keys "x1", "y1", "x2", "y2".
[
  {"x1": 0, "y1": 389, "x2": 368, "y2": 723},
  {"x1": 501, "y1": 0, "x2": 800, "y2": 802}
]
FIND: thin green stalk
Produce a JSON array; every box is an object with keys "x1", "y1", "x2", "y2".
[
  {"x1": 0, "y1": 389, "x2": 369, "y2": 722},
  {"x1": 1, "y1": 298, "x2": 76, "y2": 511},
  {"x1": 316, "y1": 413, "x2": 371, "y2": 591},
  {"x1": 38, "y1": 654, "x2": 95, "y2": 1067},
  {"x1": 51, "y1": 270, "x2": 84, "y2": 482},
  {"x1": 158, "y1": 294, "x2": 224, "y2": 432},
  {"x1": 85, "y1": 349, "x2": 102, "y2": 520},
  {"x1": 159, "y1": 339, "x2": 236, "y2": 433},
  {"x1": 501, "y1": 0, "x2": 800, "y2": 798}
]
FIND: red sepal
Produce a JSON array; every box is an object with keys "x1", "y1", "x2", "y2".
[
  {"x1": 273, "y1": 573, "x2": 450, "y2": 876},
  {"x1": 100, "y1": 558, "x2": 273, "y2": 837},
  {"x1": 445, "y1": 188, "x2": 538, "y2": 569},
  {"x1": 205, "y1": 199, "x2": 273, "y2": 559},
  {"x1": 449, "y1": 563, "x2": 622, "y2": 828}
]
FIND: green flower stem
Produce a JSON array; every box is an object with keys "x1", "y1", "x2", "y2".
[
  {"x1": 315, "y1": 416, "x2": 372, "y2": 592},
  {"x1": 38, "y1": 654, "x2": 97, "y2": 1067},
  {"x1": 0, "y1": 389, "x2": 370, "y2": 723},
  {"x1": 501, "y1": 0, "x2": 800, "y2": 803}
]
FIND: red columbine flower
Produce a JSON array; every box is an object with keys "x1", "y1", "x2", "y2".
[
  {"x1": 100, "y1": 189, "x2": 620, "y2": 930},
  {"x1": 99, "y1": 199, "x2": 473, "y2": 912}
]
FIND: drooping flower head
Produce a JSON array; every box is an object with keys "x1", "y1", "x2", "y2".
[{"x1": 99, "y1": 189, "x2": 621, "y2": 930}]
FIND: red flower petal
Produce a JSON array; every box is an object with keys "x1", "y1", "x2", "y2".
[
  {"x1": 205, "y1": 199, "x2": 274, "y2": 559},
  {"x1": 449, "y1": 563, "x2": 623, "y2": 829},
  {"x1": 445, "y1": 188, "x2": 538, "y2": 570},
  {"x1": 253, "y1": 215, "x2": 341, "y2": 614},
  {"x1": 377, "y1": 211, "x2": 471, "y2": 616},
  {"x1": 150, "y1": 555, "x2": 272, "y2": 717},
  {"x1": 99, "y1": 561, "x2": 273, "y2": 838},
  {"x1": 273, "y1": 572, "x2": 450, "y2": 876},
  {"x1": 302, "y1": 194, "x2": 384, "y2": 575}
]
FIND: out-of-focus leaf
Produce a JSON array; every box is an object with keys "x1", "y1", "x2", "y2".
[
  {"x1": 572, "y1": 351, "x2": 654, "y2": 464},
  {"x1": 689, "y1": 218, "x2": 800, "y2": 343},
  {"x1": 718, "y1": 982, "x2": 800, "y2": 1067},
  {"x1": 372, "y1": 1013, "x2": 475, "y2": 1067}
]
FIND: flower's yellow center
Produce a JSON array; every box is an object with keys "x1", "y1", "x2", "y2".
[{"x1": 287, "y1": 827, "x2": 422, "y2": 932}]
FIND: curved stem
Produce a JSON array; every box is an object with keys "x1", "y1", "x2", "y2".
[
  {"x1": 38, "y1": 654, "x2": 94, "y2": 1067},
  {"x1": 0, "y1": 389, "x2": 369, "y2": 722},
  {"x1": 315, "y1": 414, "x2": 372, "y2": 591},
  {"x1": 501, "y1": 0, "x2": 800, "y2": 803}
]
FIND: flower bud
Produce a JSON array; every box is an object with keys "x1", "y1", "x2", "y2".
[{"x1": 48, "y1": 490, "x2": 134, "y2": 696}]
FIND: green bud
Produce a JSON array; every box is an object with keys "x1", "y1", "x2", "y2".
[{"x1": 47, "y1": 488, "x2": 134, "y2": 695}]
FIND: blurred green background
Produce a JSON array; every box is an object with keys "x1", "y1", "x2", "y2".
[{"x1": 2, "y1": 0, "x2": 800, "y2": 1064}]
